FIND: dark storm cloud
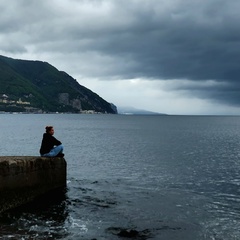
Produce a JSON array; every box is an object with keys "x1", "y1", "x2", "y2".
[
  {"x1": 97, "y1": 1, "x2": 240, "y2": 82},
  {"x1": 1, "y1": 0, "x2": 240, "y2": 107}
]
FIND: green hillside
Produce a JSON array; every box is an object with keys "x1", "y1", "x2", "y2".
[{"x1": 0, "y1": 55, "x2": 117, "y2": 113}]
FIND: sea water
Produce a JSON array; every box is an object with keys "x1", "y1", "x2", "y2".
[{"x1": 0, "y1": 114, "x2": 240, "y2": 239}]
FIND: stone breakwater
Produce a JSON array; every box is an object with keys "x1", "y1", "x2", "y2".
[{"x1": 0, "y1": 156, "x2": 66, "y2": 213}]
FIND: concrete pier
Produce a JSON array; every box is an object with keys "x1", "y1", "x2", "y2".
[{"x1": 0, "y1": 156, "x2": 67, "y2": 213}]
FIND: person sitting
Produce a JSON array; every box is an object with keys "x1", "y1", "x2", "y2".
[{"x1": 40, "y1": 126, "x2": 64, "y2": 157}]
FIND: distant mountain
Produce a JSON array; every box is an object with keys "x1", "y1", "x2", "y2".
[
  {"x1": 0, "y1": 55, "x2": 117, "y2": 113},
  {"x1": 117, "y1": 106, "x2": 167, "y2": 115}
]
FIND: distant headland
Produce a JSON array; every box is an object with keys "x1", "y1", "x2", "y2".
[{"x1": 0, "y1": 55, "x2": 117, "y2": 114}]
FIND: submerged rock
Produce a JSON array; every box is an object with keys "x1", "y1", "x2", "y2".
[
  {"x1": 106, "y1": 227, "x2": 151, "y2": 239},
  {"x1": 117, "y1": 229, "x2": 139, "y2": 237}
]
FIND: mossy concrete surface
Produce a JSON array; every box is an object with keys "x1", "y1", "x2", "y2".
[{"x1": 0, "y1": 156, "x2": 66, "y2": 213}]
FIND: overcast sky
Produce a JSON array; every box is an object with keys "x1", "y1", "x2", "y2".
[{"x1": 1, "y1": 0, "x2": 240, "y2": 115}]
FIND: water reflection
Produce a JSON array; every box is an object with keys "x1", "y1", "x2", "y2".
[{"x1": 0, "y1": 187, "x2": 69, "y2": 239}]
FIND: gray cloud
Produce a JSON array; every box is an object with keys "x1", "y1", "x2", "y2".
[{"x1": 1, "y1": 0, "x2": 240, "y2": 108}]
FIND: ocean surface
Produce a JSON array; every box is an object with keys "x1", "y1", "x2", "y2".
[{"x1": 0, "y1": 114, "x2": 240, "y2": 239}]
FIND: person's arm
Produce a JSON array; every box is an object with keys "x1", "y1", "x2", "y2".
[{"x1": 52, "y1": 136, "x2": 62, "y2": 146}]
